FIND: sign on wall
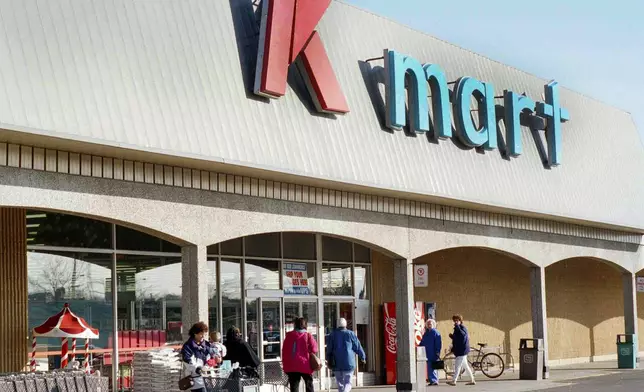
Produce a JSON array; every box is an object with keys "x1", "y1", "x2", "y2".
[
  {"x1": 284, "y1": 262, "x2": 312, "y2": 295},
  {"x1": 414, "y1": 264, "x2": 428, "y2": 287},
  {"x1": 636, "y1": 277, "x2": 644, "y2": 293}
]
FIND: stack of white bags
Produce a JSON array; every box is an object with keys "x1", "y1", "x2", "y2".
[{"x1": 132, "y1": 348, "x2": 182, "y2": 392}]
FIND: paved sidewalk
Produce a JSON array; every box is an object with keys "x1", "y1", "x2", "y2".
[{"x1": 351, "y1": 361, "x2": 643, "y2": 392}]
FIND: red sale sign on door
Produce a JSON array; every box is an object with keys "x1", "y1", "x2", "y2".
[{"x1": 383, "y1": 302, "x2": 425, "y2": 385}]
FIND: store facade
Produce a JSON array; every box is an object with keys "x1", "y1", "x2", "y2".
[{"x1": 0, "y1": 0, "x2": 643, "y2": 391}]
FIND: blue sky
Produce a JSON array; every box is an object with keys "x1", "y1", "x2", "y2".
[{"x1": 344, "y1": 0, "x2": 644, "y2": 144}]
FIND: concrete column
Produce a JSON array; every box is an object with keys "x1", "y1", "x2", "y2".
[
  {"x1": 530, "y1": 267, "x2": 549, "y2": 379},
  {"x1": 394, "y1": 258, "x2": 416, "y2": 392},
  {"x1": 623, "y1": 272, "x2": 639, "y2": 359},
  {"x1": 181, "y1": 245, "x2": 208, "y2": 338}
]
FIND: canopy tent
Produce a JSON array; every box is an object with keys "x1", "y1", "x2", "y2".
[{"x1": 31, "y1": 303, "x2": 99, "y2": 372}]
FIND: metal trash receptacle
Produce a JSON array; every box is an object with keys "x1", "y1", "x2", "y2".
[
  {"x1": 416, "y1": 346, "x2": 428, "y2": 392},
  {"x1": 519, "y1": 338, "x2": 544, "y2": 380},
  {"x1": 617, "y1": 334, "x2": 637, "y2": 369}
]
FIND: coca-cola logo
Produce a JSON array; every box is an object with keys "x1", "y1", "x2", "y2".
[
  {"x1": 413, "y1": 307, "x2": 424, "y2": 345},
  {"x1": 384, "y1": 305, "x2": 397, "y2": 355}
]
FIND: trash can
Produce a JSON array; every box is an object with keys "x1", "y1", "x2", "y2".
[
  {"x1": 617, "y1": 334, "x2": 637, "y2": 369},
  {"x1": 519, "y1": 338, "x2": 544, "y2": 380},
  {"x1": 416, "y1": 346, "x2": 428, "y2": 392}
]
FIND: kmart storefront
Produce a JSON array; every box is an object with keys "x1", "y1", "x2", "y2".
[{"x1": 0, "y1": 0, "x2": 643, "y2": 391}]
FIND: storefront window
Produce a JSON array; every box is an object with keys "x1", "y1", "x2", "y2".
[
  {"x1": 28, "y1": 250, "x2": 113, "y2": 367},
  {"x1": 220, "y1": 238, "x2": 243, "y2": 256},
  {"x1": 221, "y1": 259, "x2": 242, "y2": 333},
  {"x1": 27, "y1": 211, "x2": 112, "y2": 249},
  {"x1": 245, "y1": 259, "x2": 280, "y2": 290},
  {"x1": 354, "y1": 243, "x2": 371, "y2": 263},
  {"x1": 322, "y1": 236, "x2": 352, "y2": 262},
  {"x1": 245, "y1": 233, "x2": 280, "y2": 258},
  {"x1": 355, "y1": 266, "x2": 370, "y2": 299},
  {"x1": 207, "y1": 258, "x2": 219, "y2": 334},
  {"x1": 283, "y1": 262, "x2": 316, "y2": 295},
  {"x1": 115, "y1": 226, "x2": 180, "y2": 252},
  {"x1": 322, "y1": 264, "x2": 353, "y2": 296},
  {"x1": 115, "y1": 254, "x2": 182, "y2": 341},
  {"x1": 283, "y1": 233, "x2": 316, "y2": 260}
]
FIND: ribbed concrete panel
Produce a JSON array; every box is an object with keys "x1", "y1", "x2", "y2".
[
  {"x1": 0, "y1": 0, "x2": 642, "y2": 229},
  {"x1": 0, "y1": 208, "x2": 27, "y2": 372}
]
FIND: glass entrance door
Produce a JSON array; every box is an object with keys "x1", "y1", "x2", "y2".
[{"x1": 261, "y1": 300, "x2": 282, "y2": 360}]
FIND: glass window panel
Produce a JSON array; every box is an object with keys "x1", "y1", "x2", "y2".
[
  {"x1": 283, "y1": 262, "x2": 316, "y2": 295},
  {"x1": 207, "y1": 258, "x2": 219, "y2": 333},
  {"x1": 221, "y1": 259, "x2": 242, "y2": 334},
  {"x1": 322, "y1": 264, "x2": 353, "y2": 296},
  {"x1": 27, "y1": 211, "x2": 112, "y2": 249},
  {"x1": 245, "y1": 259, "x2": 280, "y2": 290},
  {"x1": 246, "y1": 299, "x2": 259, "y2": 354},
  {"x1": 262, "y1": 301, "x2": 281, "y2": 360},
  {"x1": 220, "y1": 239, "x2": 243, "y2": 256},
  {"x1": 355, "y1": 266, "x2": 370, "y2": 299},
  {"x1": 322, "y1": 236, "x2": 352, "y2": 262},
  {"x1": 114, "y1": 254, "x2": 182, "y2": 342},
  {"x1": 302, "y1": 301, "x2": 318, "y2": 338},
  {"x1": 354, "y1": 243, "x2": 371, "y2": 263},
  {"x1": 283, "y1": 233, "x2": 316, "y2": 260},
  {"x1": 115, "y1": 225, "x2": 180, "y2": 253},
  {"x1": 206, "y1": 244, "x2": 219, "y2": 256},
  {"x1": 28, "y1": 251, "x2": 113, "y2": 370},
  {"x1": 284, "y1": 302, "x2": 299, "y2": 332},
  {"x1": 245, "y1": 233, "x2": 280, "y2": 258}
]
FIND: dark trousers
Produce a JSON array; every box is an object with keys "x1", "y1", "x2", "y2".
[{"x1": 287, "y1": 372, "x2": 314, "y2": 392}]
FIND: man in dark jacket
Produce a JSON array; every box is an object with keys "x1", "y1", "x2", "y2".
[
  {"x1": 224, "y1": 327, "x2": 261, "y2": 369},
  {"x1": 447, "y1": 314, "x2": 476, "y2": 386}
]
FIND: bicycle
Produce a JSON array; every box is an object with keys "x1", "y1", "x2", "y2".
[{"x1": 442, "y1": 343, "x2": 505, "y2": 379}]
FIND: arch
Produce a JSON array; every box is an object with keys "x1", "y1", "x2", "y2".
[
  {"x1": 11, "y1": 206, "x2": 190, "y2": 247},
  {"x1": 205, "y1": 230, "x2": 404, "y2": 260},
  {"x1": 413, "y1": 245, "x2": 539, "y2": 267},
  {"x1": 546, "y1": 256, "x2": 630, "y2": 274}
]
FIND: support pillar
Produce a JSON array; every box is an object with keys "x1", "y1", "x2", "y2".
[
  {"x1": 394, "y1": 258, "x2": 416, "y2": 392},
  {"x1": 530, "y1": 266, "x2": 549, "y2": 379},
  {"x1": 181, "y1": 245, "x2": 208, "y2": 338},
  {"x1": 623, "y1": 272, "x2": 639, "y2": 361},
  {"x1": 0, "y1": 208, "x2": 28, "y2": 373}
]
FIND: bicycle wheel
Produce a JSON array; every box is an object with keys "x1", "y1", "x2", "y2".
[{"x1": 480, "y1": 353, "x2": 505, "y2": 379}]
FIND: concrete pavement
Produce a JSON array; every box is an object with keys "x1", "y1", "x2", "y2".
[{"x1": 351, "y1": 362, "x2": 644, "y2": 392}]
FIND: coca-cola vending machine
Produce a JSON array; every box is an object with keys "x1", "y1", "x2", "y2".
[{"x1": 382, "y1": 302, "x2": 425, "y2": 385}]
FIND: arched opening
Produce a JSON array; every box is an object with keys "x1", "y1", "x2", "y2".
[
  {"x1": 411, "y1": 247, "x2": 535, "y2": 369},
  {"x1": 206, "y1": 232, "x2": 381, "y2": 384},
  {"x1": 16, "y1": 208, "x2": 185, "y2": 376},
  {"x1": 546, "y1": 257, "x2": 628, "y2": 364}
]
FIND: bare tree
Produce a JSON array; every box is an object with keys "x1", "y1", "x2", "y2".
[{"x1": 29, "y1": 255, "x2": 104, "y2": 300}]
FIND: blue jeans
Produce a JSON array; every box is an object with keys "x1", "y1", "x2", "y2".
[
  {"x1": 335, "y1": 371, "x2": 353, "y2": 392},
  {"x1": 426, "y1": 363, "x2": 438, "y2": 384}
]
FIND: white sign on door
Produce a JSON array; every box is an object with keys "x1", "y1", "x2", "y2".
[
  {"x1": 636, "y1": 277, "x2": 644, "y2": 293},
  {"x1": 414, "y1": 264, "x2": 428, "y2": 287}
]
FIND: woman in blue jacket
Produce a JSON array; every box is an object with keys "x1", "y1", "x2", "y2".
[
  {"x1": 420, "y1": 319, "x2": 442, "y2": 386},
  {"x1": 180, "y1": 322, "x2": 213, "y2": 392},
  {"x1": 326, "y1": 318, "x2": 366, "y2": 392},
  {"x1": 448, "y1": 314, "x2": 476, "y2": 386}
]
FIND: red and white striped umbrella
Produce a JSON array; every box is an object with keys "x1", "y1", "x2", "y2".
[{"x1": 31, "y1": 303, "x2": 99, "y2": 371}]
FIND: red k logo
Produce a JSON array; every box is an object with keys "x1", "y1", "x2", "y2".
[{"x1": 254, "y1": 0, "x2": 349, "y2": 114}]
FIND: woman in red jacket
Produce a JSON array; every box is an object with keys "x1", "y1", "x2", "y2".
[{"x1": 282, "y1": 317, "x2": 318, "y2": 392}]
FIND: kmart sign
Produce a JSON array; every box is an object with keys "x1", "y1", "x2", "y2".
[{"x1": 383, "y1": 49, "x2": 570, "y2": 167}]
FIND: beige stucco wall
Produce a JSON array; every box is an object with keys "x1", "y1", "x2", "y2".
[{"x1": 546, "y1": 258, "x2": 625, "y2": 362}]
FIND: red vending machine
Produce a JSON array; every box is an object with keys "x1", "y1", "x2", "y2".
[{"x1": 383, "y1": 302, "x2": 426, "y2": 385}]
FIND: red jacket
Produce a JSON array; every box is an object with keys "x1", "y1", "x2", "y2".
[{"x1": 282, "y1": 330, "x2": 318, "y2": 374}]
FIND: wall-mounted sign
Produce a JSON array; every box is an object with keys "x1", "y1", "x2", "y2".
[
  {"x1": 636, "y1": 277, "x2": 644, "y2": 293},
  {"x1": 284, "y1": 262, "x2": 312, "y2": 295},
  {"x1": 254, "y1": 0, "x2": 349, "y2": 114},
  {"x1": 414, "y1": 264, "x2": 428, "y2": 287},
  {"x1": 383, "y1": 49, "x2": 570, "y2": 167}
]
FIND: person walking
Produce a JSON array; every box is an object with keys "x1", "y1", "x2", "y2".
[
  {"x1": 420, "y1": 319, "x2": 442, "y2": 386},
  {"x1": 447, "y1": 314, "x2": 475, "y2": 386},
  {"x1": 180, "y1": 322, "x2": 213, "y2": 392},
  {"x1": 326, "y1": 318, "x2": 366, "y2": 392},
  {"x1": 224, "y1": 326, "x2": 261, "y2": 369},
  {"x1": 282, "y1": 317, "x2": 318, "y2": 392}
]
